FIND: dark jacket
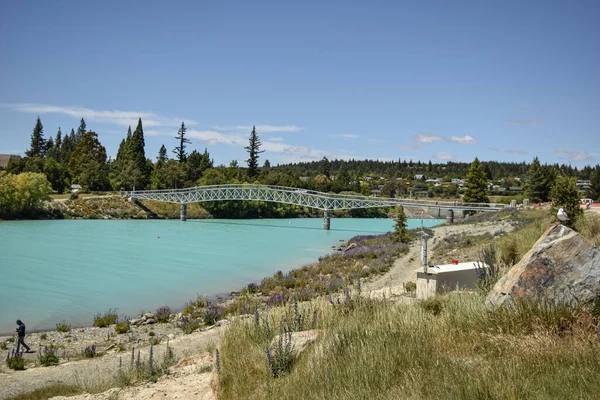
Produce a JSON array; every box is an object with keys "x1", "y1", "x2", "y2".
[{"x1": 16, "y1": 322, "x2": 26, "y2": 337}]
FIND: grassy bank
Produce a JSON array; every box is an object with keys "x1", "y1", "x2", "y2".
[
  {"x1": 216, "y1": 210, "x2": 600, "y2": 399},
  {"x1": 218, "y1": 293, "x2": 600, "y2": 399}
]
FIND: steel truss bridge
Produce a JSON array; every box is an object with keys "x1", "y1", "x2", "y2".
[{"x1": 121, "y1": 184, "x2": 506, "y2": 229}]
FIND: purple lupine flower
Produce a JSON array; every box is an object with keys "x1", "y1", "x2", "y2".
[
  {"x1": 131, "y1": 346, "x2": 135, "y2": 366},
  {"x1": 254, "y1": 306, "x2": 260, "y2": 326},
  {"x1": 119, "y1": 356, "x2": 122, "y2": 369},
  {"x1": 328, "y1": 296, "x2": 334, "y2": 305},
  {"x1": 136, "y1": 350, "x2": 141, "y2": 369},
  {"x1": 148, "y1": 345, "x2": 153, "y2": 373}
]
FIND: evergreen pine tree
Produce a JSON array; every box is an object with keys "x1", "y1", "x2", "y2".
[
  {"x1": 319, "y1": 157, "x2": 331, "y2": 177},
  {"x1": 463, "y1": 157, "x2": 489, "y2": 203},
  {"x1": 392, "y1": 206, "x2": 410, "y2": 243},
  {"x1": 68, "y1": 131, "x2": 109, "y2": 190},
  {"x1": 263, "y1": 159, "x2": 271, "y2": 169},
  {"x1": 245, "y1": 126, "x2": 264, "y2": 179},
  {"x1": 54, "y1": 128, "x2": 62, "y2": 161},
  {"x1": 129, "y1": 118, "x2": 150, "y2": 188},
  {"x1": 25, "y1": 117, "x2": 46, "y2": 158},
  {"x1": 158, "y1": 145, "x2": 168, "y2": 162},
  {"x1": 173, "y1": 122, "x2": 191, "y2": 162},
  {"x1": 551, "y1": 175, "x2": 583, "y2": 228},
  {"x1": 525, "y1": 157, "x2": 555, "y2": 203},
  {"x1": 75, "y1": 118, "x2": 87, "y2": 144},
  {"x1": 587, "y1": 165, "x2": 600, "y2": 202}
]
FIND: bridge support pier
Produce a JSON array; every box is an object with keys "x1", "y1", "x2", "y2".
[
  {"x1": 446, "y1": 209, "x2": 454, "y2": 224},
  {"x1": 323, "y1": 209, "x2": 331, "y2": 230},
  {"x1": 180, "y1": 203, "x2": 187, "y2": 222}
]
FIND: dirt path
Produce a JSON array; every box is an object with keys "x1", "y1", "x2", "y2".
[
  {"x1": 363, "y1": 220, "x2": 515, "y2": 299},
  {"x1": 0, "y1": 326, "x2": 225, "y2": 400}
]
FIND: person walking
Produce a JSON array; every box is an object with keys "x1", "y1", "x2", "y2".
[{"x1": 14, "y1": 319, "x2": 31, "y2": 353}]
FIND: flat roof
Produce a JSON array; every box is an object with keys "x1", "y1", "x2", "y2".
[{"x1": 415, "y1": 261, "x2": 487, "y2": 274}]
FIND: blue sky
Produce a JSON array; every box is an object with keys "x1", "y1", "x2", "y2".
[{"x1": 1, "y1": 0, "x2": 598, "y2": 167}]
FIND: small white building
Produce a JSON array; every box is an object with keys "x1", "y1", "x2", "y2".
[
  {"x1": 71, "y1": 184, "x2": 82, "y2": 193},
  {"x1": 415, "y1": 261, "x2": 488, "y2": 299}
]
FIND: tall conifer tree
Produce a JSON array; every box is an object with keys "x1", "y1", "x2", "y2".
[
  {"x1": 245, "y1": 126, "x2": 264, "y2": 179},
  {"x1": 25, "y1": 117, "x2": 46, "y2": 158},
  {"x1": 173, "y1": 122, "x2": 191, "y2": 162},
  {"x1": 463, "y1": 157, "x2": 489, "y2": 203}
]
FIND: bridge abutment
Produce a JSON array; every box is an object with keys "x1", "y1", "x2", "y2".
[
  {"x1": 324, "y1": 209, "x2": 331, "y2": 230},
  {"x1": 180, "y1": 203, "x2": 187, "y2": 222}
]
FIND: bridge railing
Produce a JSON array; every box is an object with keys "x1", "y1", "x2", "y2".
[{"x1": 121, "y1": 184, "x2": 506, "y2": 211}]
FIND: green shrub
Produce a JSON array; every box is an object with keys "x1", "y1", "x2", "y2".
[
  {"x1": 155, "y1": 305, "x2": 172, "y2": 323},
  {"x1": 114, "y1": 321, "x2": 130, "y2": 334},
  {"x1": 0, "y1": 341, "x2": 7, "y2": 350},
  {"x1": 7, "y1": 336, "x2": 15, "y2": 343},
  {"x1": 403, "y1": 281, "x2": 416, "y2": 294},
  {"x1": 420, "y1": 296, "x2": 446, "y2": 316},
  {"x1": 83, "y1": 344, "x2": 97, "y2": 358},
  {"x1": 150, "y1": 337, "x2": 161, "y2": 346},
  {"x1": 56, "y1": 322, "x2": 71, "y2": 332},
  {"x1": 39, "y1": 351, "x2": 59, "y2": 367},
  {"x1": 40, "y1": 333, "x2": 47, "y2": 340},
  {"x1": 93, "y1": 309, "x2": 118, "y2": 328},
  {"x1": 7, "y1": 355, "x2": 25, "y2": 370},
  {"x1": 149, "y1": 331, "x2": 155, "y2": 337},
  {"x1": 180, "y1": 318, "x2": 200, "y2": 334}
]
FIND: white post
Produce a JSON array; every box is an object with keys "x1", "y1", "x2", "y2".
[{"x1": 421, "y1": 231, "x2": 429, "y2": 274}]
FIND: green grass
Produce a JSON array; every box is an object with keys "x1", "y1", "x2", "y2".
[
  {"x1": 5, "y1": 384, "x2": 83, "y2": 400},
  {"x1": 217, "y1": 294, "x2": 600, "y2": 400},
  {"x1": 93, "y1": 309, "x2": 118, "y2": 328},
  {"x1": 217, "y1": 209, "x2": 600, "y2": 399}
]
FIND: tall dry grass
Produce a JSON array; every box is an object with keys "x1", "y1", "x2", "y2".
[
  {"x1": 218, "y1": 294, "x2": 600, "y2": 400},
  {"x1": 218, "y1": 208, "x2": 600, "y2": 399}
]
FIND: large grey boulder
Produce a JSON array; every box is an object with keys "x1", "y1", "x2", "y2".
[{"x1": 487, "y1": 224, "x2": 600, "y2": 308}]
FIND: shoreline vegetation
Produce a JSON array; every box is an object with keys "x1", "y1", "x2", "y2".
[{"x1": 2, "y1": 208, "x2": 600, "y2": 399}]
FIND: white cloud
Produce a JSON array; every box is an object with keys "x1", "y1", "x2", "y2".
[
  {"x1": 450, "y1": 135, "x2": 476, "y2": 144},
  {"x1": 330, "y1": 134, "x2": 360, "y2": 140},
  {"x1": 555, "y1": 148, "x2": 594, "y2": 162},
  {"x1": 505, "y1": 149, "x2": 527, "y2": 155},
  {"x1": 415, "y1": 134, "x2": 444, "y2": 144},
  {"x1": 505, "y1": 119, "x2": 540, "y2": 125},
  {"x1": 214, "y1": 125, "x2": 303, "y2": 133},
  {"x1": 434, "y1": 152, "x2": 454, "y2": 161},
  {"x1": 268, "y1": 136, "x2": 285, "y2": 142},
  {"x1": 398, "y1": 145, "x2": 418, "y2": 151},
  {"x1": 1, "y1": 103, "x2": 196, "y2": 128},
  {"x1": 488, "y1": 147, "x2": 501, "y2": 152},
  {"x1": 187, "y1": 130, "x2": 246, "y2": 146}
]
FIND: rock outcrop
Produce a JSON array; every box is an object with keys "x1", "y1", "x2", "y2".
[{"x1": 487, "y1": 224, "x2": 600, "y2": 308}]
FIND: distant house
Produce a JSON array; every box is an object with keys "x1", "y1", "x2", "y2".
[
  {"x1": 71, "y1": 184, "x2": 82, "y2": 193},
  {"x1": 414, "y1": 174, "x2": 424, "y2": 181},
  {"x1": 508, "y1": 186, "x2": 523, "y2": 192}
]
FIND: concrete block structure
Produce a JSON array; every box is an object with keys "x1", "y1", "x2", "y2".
[{"x1": 416, "y1": 261, "x2": 487, "y2": 299}]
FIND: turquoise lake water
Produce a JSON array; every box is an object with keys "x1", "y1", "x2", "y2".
[{"x1": 0, "y1": 218, "x2": 443, "y2": 334}]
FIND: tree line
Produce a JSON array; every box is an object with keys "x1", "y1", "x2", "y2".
[{"x1": 2, "y1": 116, "x2": 599, "y2": 204}]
